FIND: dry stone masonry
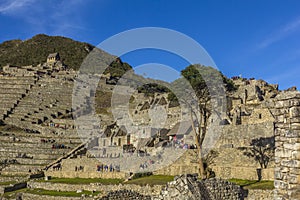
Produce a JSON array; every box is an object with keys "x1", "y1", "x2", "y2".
[
  {"x1": 0, "y1": 55, "x2": 300, "y2": 199},
  {"x1": 99, "y1": 190, "x2": 152, "y2": 200},
  {"x1": 269, "y1": 91, "x2": 300, "y2": 199},
  {"x1": 154, "y1": 174, "x2": 243, "y2": 200}
]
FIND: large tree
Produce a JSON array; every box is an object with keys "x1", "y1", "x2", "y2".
[{"x1": 169, "y1": 64, "x2": 235, "y2": 179}]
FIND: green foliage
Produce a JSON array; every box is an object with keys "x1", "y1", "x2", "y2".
[
  {"x1": 0, "y1": 34, "x2": 94, "y2": 70},
  {"x1": 167, "y1": 92, "x2": 180, "y2": 107},
  {"x1": 104, "y1": 58, "x2": 132, "y2": 78},
  {"x1": 0, "y1": 35, "x2": 131, "y2": 77},
  {"x1": 181, "y1": 64, "x2": 237, "y2": 95},
  {"x1": 137, "y1": 83, "x2": 170, "y2": 97},
  {"x1": 0, "y1": 181, "x2": 17, "y2": 185},
  {"x1": 125, "y1": 175, "x2": 174, "y2": 186},
  {"x1": 131, "y1": 172, "x2": 153, "y2": 180},
  {"x1": 229, "y1": 179, "x2": 274, "y2": 190},
  {"x1": 167, "y1": 65, "x2": 236, "y2": 106},
  {"x1": 181, "y1": 65, "x2": 210, "y2": 93},
  {"x1": 24, "y1": 188, "x2": 101, "y2": 197},
  {"x1": 39, "y1": 177, "x2": 123, "y2": 185},
  {"x1": 95, "y1": 90, "x2": 112, "y2": 108}
]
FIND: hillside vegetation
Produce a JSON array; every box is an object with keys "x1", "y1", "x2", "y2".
[{"x1": 0, "y1": 34, "x2": 94, "y2": 70}]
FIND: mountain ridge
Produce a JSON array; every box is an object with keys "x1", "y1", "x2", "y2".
[{"x1": 0, "y1": 34, "x2": 94, "y2": 70}]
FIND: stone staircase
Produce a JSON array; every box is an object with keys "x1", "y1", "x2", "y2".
[
  {"x1": 0, "y1": 76, "x2": 37, "y2": 121},
  {"x1": 0, "y1": 129, "x2": 82, "y2": 181},
  {"x1": 4, "y1": 77, "x2": 73, "y2": 132},
  {"x1": 0, "y1": 74, "x2": 91, "y2": 183}
]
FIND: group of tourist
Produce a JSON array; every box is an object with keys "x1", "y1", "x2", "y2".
[
  {"x1": 40, "y1": 138, "x2": 55, "y2": 143},
  {"x1": 75, "y1": 165, "x2": 84, "y2": 171},
  {"x1": 52, "y1": 143, "x2": 68, "y2": 149},
  {"x1": 52, "y1": 163, "x2": 62, "y2": 171},
  {"x1": 16, "y1": 152, "x2": 33, "y2": 159},
  {"x1": 96, "y1": 164, "x2": 120, "y2": 172},
  {"x1": 168, "y1": 138, "x2": 197, "y2": 149},
  {"x1": 139, "y1": 159, "x2": 155, "y2": 170}
]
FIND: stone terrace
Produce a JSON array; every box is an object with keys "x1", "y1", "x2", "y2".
[
  {"x1": 0, "y1": 76, "x2": 37, "y2": 121},
  {"x1": 0, "y1": 129, "x2": 82, "y2": 182},
  {"x1": 0, "y1": 74, "x2": 90, "y2": 183},
  {"x1": 4, "y1": 76, "x2": 73, "y2": 132}
]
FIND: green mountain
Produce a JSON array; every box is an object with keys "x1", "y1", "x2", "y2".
[{"x1": 0, "y1": 34, "x2": 95, "y2": 70}]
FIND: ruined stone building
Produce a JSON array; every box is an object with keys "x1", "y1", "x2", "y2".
[{"x1": 0, "y1": 55, "x2": 299, "y2": 199}]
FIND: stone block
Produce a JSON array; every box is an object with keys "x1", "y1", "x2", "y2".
[
  {"x1": 286, "y1": 130, "x2": 300, "y2": 138},
  {"x1": 281, "y1": 159, "x2": 300, "y2": 168},
  {"x1": 283, "y1": 143, "x2": 300, "y2": 151},
  {"x1": 290, "y1": 168, "x2": 300, "y2": 175},
  {"x1": 287, "y1": 174, "x2": 300, "y2": 184},
  {"x1": 274, "y1": 180, "x2": 288, "y2": 189},
  {"x1": 292, "y1": 151, "x2": 300, "y2": 160},
  {"x1": 275, "y1": 170, "x2": 283, "y2": 179},
  {"x1": 289, "y1": 107, "x2": 300, "y2": 117},
  {"x1": 275, "y1": 148, "x2": 292, "y2": 158},
  {"x1": 275, "y1": 101, "x2": 288, "y2": 108}
]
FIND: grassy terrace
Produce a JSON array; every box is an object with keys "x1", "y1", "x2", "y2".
[
  {"x1": 37, "y1": 175, "x2": 174, "y2": 186},
  {"x1": 38, "y1": 177, "x2": 124, "y2": 185},
  {"x1": 125, "y1": 175, "x2": 175, "y2": 186},
  {"x1": 2, "y1": 188, "x2": 101, "y2": 198},
  {"x1": 229, "y1": 179, "x2": 274, "y2": 190},
  {"x1": 0, "y1": 181, "x2": 17, "y2": 185},
  {"x1": 25, "y1": 188, "x2": 101, "y2": 197}
]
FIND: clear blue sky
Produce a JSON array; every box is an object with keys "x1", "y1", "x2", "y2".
[{"x1": 1, "y1": 0, "x2": 300, "y2": 89}]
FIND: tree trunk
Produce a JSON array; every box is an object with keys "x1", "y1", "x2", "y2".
[
  {"x1": 190, "y1": 105, "x2": 208, "y2": 180},
  {"x1": 197, "y1": 143, "x2": 206, "y2": 179}
]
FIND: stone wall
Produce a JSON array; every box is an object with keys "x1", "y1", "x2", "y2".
[
  {"x1": 153, "y1": 150, "x2": 199, "y2": 176},
  {"x1": 99, "y1": 190, "x2": 151, "y2": 200},
  {"x1": 212, "y1": 166, "x2": 274, "y2": 181},
  {"x1": 154, "y1": 174, "x2": 244, "y2": 200},
  {"x1": 152, "y1": 120, "x2": 276, "y2": 180},
  {"x1": 0, "y1": 182, "x2": 27, "y2": 194},
  {"x1": 216, "y1": 122, "x2": 274, "y2": 148},
  {"x1": 246, "y1": 189, "x2": 274, "y2": 200},
  {"x1": 46, "y1": 171, "x2": 126, "y2": 179},
  {"x1": 28, "y1": 181, "x2": 163, "y2": 196},
  {"x1": 269, "y1": 91, "x2": 300, "y2": 199},
  {"x1": 45, "y1": 156, "x2": 127, "y2": 179},
  {"x1": 20, "y1": 193, "x2": 91, "y2": 200}
]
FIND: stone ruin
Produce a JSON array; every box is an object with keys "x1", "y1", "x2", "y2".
[
  {"x1": 99, "y1": 190, "x2": 152, "y2": 200},
  {"x1": 154, "y1": 174, "x2": 243, "y2": 200},
  {"x1": 0, "y1": 55, "x2": 299, "y2": 199},
  {"x1": 269, "y1": 92, "x2": 300, "y2": 199}
]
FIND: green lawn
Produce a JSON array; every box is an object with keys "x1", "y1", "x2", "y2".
[
  {"x1": 0, "y1": 181, "x2": 17, "y2": 185},
  {"x1": 25, "y1": 188, "x2": 101, "y2": 197},
  {"x1": 125, "y1": 175, "x2": 174, "y2": 186},
  {"x1": 39, "y1": 177, "x2": 123, "y2": 185},
  {"x1": 229, "y1": 179, "x2": 274, "y2": 190},
  {"x1": 0, "y1": 174, "x2": 27, "y2": 177}
]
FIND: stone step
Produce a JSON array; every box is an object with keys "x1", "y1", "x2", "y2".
[
  {"x1": 2, "y1": 164, "x2": 44, "y2": 172},
  {"x1": 0, "y1": 93, "x2": 23, "y2": 98},
  {"x1": 0, "y1": 88, "x2": 27, "y2": 94},
  {"x1": 0, "y1": 146, "x2": 71, "y2": 153},
  {"x1": 0, "y1": 84, "x2": 31, "y2": 89}
]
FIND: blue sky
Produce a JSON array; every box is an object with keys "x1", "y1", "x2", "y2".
[{"x1": 1, "y1": 0, "x2": 300, "y2": 89}]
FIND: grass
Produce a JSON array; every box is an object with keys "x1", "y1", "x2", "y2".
[
  {"x1": 25, "y1": 188, "x2": 101, "y2": 197},
  {"x1": 0, "y1": 181, "x2": 17, "y2": 185},
  {"x1": 2, "y1": 188, "x2": 100, "y2": 198},
  {"x1": 0, "y1": 174, "x2": 27, "y2": 177},
  {"x1": 38, "y1": 177, "x2": 123, "y2": 185},
  {"x1": 125, "y1": 175, "x2": 174, "y2": 186},
  {"x1": 229, "y1": 179, "x2": 274, "y2": 190},
  {"x1": 2, "y1": 188, "x2": 28, "y2": 198}
]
